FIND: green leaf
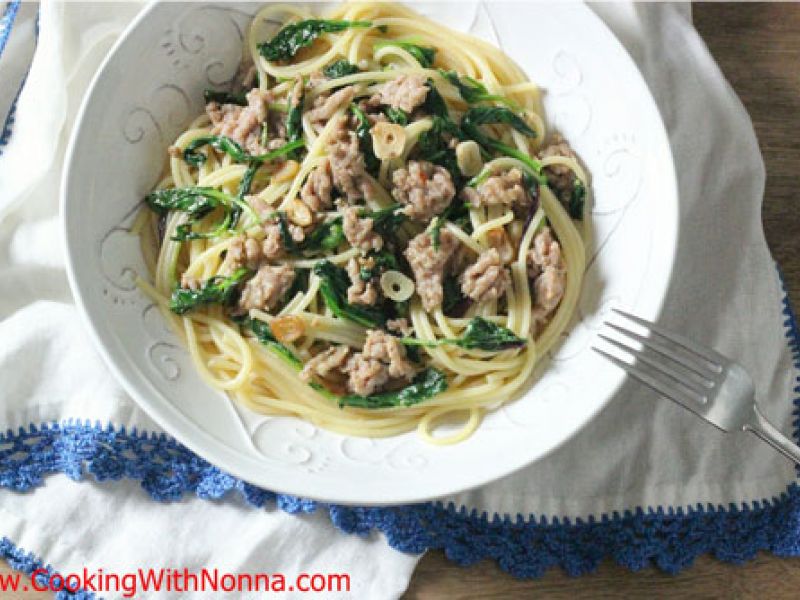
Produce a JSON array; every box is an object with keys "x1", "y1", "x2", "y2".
[
  {"x1": 169, "y1": 268, "x2": 251, "y2": 315},
  {"x1": 183, "y1": 136, "x2": 305, "y2": 167},
  {"x1": 362, "y1": 204, "x2": 407, "y2": 239},
  {"x1": 301, "y1": 217, "x2": 345, "y2": 252},
  {"x1": 460, "y1": 107, "x2": 547, "y2": 183},
  {"x1": 337, "y1": 367, "x2": 448, "y2": 408},
  {"x1": 244, "y1": 317, "x2": 303, "y2": 369},
  {"x1": 358, "y1": 250, "x2": 399, "y2": 281},
  {"x1": 401, "y1": 316, "x2": 526, "y2": 352},
  {"x1": 258, "y1": 20, "x2": 373, "y2": 61},
  {"x1": 313, "y1": 261, "x2": 386, "y2": 328},
  {"x1": 441, "y1": 275, "x2": 466, "y2": 314},
  {"x1": 439, "y1": 70, "x2": 518, "y2": 109},
  {"x1": 374, "y1": 39, "x2": 436, "y2": 68},
  {"x1": 323, "y1": 59, "x2": 360, "y2": 79},
  {"x1": 203, "y1": 90, "x2": 247, "y2": 105},
  {"x1": 146, "y1": 185, "x2": 261, "y2": 242},
  {"x1": 274, "y1": 211, "x2": 301, "y2": 255},
  {"x1": 384, "y1": 106, "x2": 409, "y2": 125},
  {"x1": 568, "y1": 178, "x2": 586, "y2": 220},
  {"x1": 349, "y1": 103, "x2": 380, "y2": 174},
  {"x1": 286, "y1": 82, "x2": 304, "y2": 145},
  {"x1": 145, "y1": 187, "x2": 224, "y2": 218},
  {"x1": 429, "y1": 199, "x2": 470, "y2": 250},
  {"x1": 460, "y1": 106, "x2": 535, "y2": 141},
  {"x1": 421, "y1": 79, "x2": 450, "y2": 120}
]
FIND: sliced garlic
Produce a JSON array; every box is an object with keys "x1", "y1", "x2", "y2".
[
  {"x1": 380, "y1": 270, "x2": 415, "y2": 302},
  {"x1": 455, "y1": 140, "x2": 483, "y2": 177},
  {"x1": 371, "y1": 122, "x2": 406, "y2": 160},
  {"x1": 287, "y1": 198, "x2": 313, "y2": 227},
  {"x1": 270, "y1": 315, "x2": 305, "y2": 343}
]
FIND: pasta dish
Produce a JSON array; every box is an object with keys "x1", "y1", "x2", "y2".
[{"x1": 136, "y1": 2, "x2": 589, "y2": 445}]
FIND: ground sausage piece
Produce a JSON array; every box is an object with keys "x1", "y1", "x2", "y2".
[
  {"x1": 328, "y1": 115, "x2": 372, "y2": 202},
  {"x1": 300, "y1": 345, "x2": 351, "y2": 383},
  {"x1": 376, "y1": 74, "x2": 429, "y2": 113},
  {"x1": 527, "y1": 227, "x2": 567, "y2": 332},
  {"x1": 392, "y1": 160, "x2": 455, "y2": 222},
  {"x1": 206, "y1": 89, "x2": 273, "y2": 155},
  {"x1": 386, "y1": 318, "x2": 413, "y2": 337},
  {"x1": 343, "y1": 206, "x2": 382, "y2": 252},
  {"x1": 346, "y1": 257, "x2": 379, "y2": 306},
  {"x1": 300, "y1": 159, "x2": 333, "y2": 212},
  {"x1": 461, "y1": 168, "x2": 530, "y2": 209},
  {"x1": 404, "y1": 229, "x2": 459, "y2": 311},
  {"x1": 538, "y1": 135, "x2": 578, "y2": 204},
  {"x1": 460, "y1": 248, "x2": 511, "y2": 304},
  {"x1": 237, "y1": 264, "x2": 296, "y2": 313},
  {"x1": 223, "y1": 236, "x2": 262, "y2": 273},
  {"x1": 261, "y1": 217, "x2": 305, "y2": 261},
  {"x1": 307, "y1": 86, "x2": 356, "y2": 125},
  {"x1": 361, "y1": 330, "x2": 416, "y2": 381},
  {"x1": 344, "y1": 353, "x2": 389, "y2": 397},
  {"x1": 344, "y1": 330, "x2": 417, "y2": 396}
]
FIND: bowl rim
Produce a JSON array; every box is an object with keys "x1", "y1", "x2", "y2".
[{"x1": 61, "y1": 1, "x2": 679, "y2": 506}]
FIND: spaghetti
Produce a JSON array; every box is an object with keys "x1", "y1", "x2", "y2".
[{"x1": 137, "y1": 2, "x2": 589, "y2": 445}]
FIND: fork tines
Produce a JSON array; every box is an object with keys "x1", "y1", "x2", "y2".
[{"x1": 592, "y1": 309, "x2": 724, "y2": 409}]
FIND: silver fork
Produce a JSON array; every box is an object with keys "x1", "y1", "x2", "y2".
[{"x1": 593, "y1": 309, "x2": 800, "y2": 465}]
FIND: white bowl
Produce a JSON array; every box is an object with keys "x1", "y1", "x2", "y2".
[{"x1": 62, "y1": 1, "x2": 678, "y2": 505}]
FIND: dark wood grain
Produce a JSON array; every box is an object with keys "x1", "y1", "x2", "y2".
[
  {"x1": 407, "y1": 3, "x2": 800, "y2": 597},
  {"x1": 2, "y1": 3, "x2": 799, "y2": 599}
]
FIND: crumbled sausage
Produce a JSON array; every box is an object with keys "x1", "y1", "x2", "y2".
[
  {"x1": 261, "y1": 216, "x2": 305, "y2": 261},
  {"x1": 344, "y1": 329, "x2": 416, "y2": 396},
  {"x1": 300, "y1": 159, "x2": 333, "y2": 212},
  {"x1": 460, "y1": 248, "x2": 510, "y2": 304},
  {"x1": 460, "y1": 168, "x2": 530, "y2": 208},
  {"x1": 527, "y1": 227, "x2": 566, "y2": 332},
  {"x1": 300, "y1": 345, "x2": 351, "y2": 383},
  {"x1": 206, "y1": 89, "x2": 273, "y2": 155},
  {"x1": 392, "y1": 160, "x2": 455, "y2": 222},
  {"x1": 361, "y1": 329, "x2": 416, "y2": 380},
  {"x1": 237, "y1": 264, "x2": 296, "y2": 312},
  {"x1": 344, "y1": 353, "x2": 389, "y2": 396},
  {"x1": 224, "y1": 235, "x2": 262, "y2": 273},
  {"x1": 404, "y1": 229, "x2": 459, "y2": 311},
  {"x1": 346, "y1": 257, "x2": 379, "y2": 306},
  {"x1": 376, "y1": 74, "x2": 429, "y2": 113},
  {"x1": 307, "y1": 86, "x2": 356, "y2": 125},
  {"x1": 386, "y1": 318, "x2": 413, "y2": 337},
  {"x1": 343, "y1": 206, "x2": 382, "y2": 252},
  {"x1": 328, "y1": 115, "x2": 373, "y2": 202},
  {"x1": 538, "y1": 135, "x2": 577, "y2": 204}
]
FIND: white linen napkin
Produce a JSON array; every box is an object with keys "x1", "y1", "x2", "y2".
[{"x1": 0, "y1": 1, "x2": 796, "y2": 596}]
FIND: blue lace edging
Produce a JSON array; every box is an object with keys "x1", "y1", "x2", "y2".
[
  {"x1": 0, "y1": 537, "x2": 92, "y2": 599},
  {"x1": 0, "y1": 1, "x2": 22, "y2": 59},
  {"x1": 0, "y1": 3, "x2": 38, "y2": 157},
  {"x1": 1, "y1": 285, "x2": 799, "y2": 578}
]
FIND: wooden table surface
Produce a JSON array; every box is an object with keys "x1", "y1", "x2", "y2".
[{"x1": 2, "y1": 3, "x2": 799, "y2": 599}]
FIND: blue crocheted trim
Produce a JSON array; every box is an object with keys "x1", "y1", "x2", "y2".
[
  {"x1": 1, "y1": 284, "x2": 799, "y2": 578},
  {"x1": 0, "y1": 537, "x2": 93, "y2": 599},
  {"x1": 0, "y1": 1, "x2": 21, "y2": 59},
  {"x1": 0, "y1": 3, "x2": 37, "y2": 157}
]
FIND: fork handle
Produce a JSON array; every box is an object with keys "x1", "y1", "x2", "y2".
[{"x1": 744, "y1": 405, "x2": 800, "y2": 466}]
